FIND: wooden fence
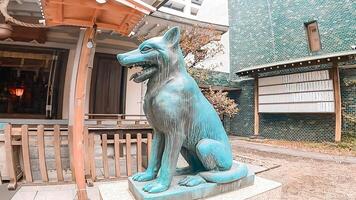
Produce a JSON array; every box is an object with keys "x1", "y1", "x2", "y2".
[
  {"x1": 84, "y1": 127, "x2": 152, "y2": 185},
  {"x1": 4, "y1": 123, "x2": 152, "y2": 189}
]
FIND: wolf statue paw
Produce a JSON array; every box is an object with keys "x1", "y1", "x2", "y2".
[
  {"x1": 142, "y1": 180, "x2": 169, "y2": 193},
  {"x1": 178, "y1": 175, "x2": 206, "y2": 187},
  {"x1": 132, "y1": 171, "x2": 156, "y2": 182}
]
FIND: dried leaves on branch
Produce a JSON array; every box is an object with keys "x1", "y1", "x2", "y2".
[
  {"x1": 180, "y1": 26, "x2": 239, "y2": 118},
  {"x1": 203, "y1": 88, "x2": 239, "y2": 118},
  {"x1": 180, "y1": 26, "x2": 224, "y2": 83}
]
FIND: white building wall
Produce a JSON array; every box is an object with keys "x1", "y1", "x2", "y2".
[
  {"x1": 125, "y1": 68, "x2": 145, "y2": 115},
  {"x1": 195, "y1": 0, "x2": 230, "y2": 73},
  {"x1": 62, "y1": 49, "x2": 76, "y2": 119},
  {"x1": 161, "y1": 0, "x2": 230, "y2": 73}
]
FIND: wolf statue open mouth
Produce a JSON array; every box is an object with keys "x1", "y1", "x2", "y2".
[
  {"x1": 126, "y1": 62, "x2": 158, "y2": 83},
  {"x1": 116, "y1": 27, "x2": 248, "y2": 194}
]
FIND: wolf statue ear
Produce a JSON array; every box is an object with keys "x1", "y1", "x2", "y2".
[{"x1": 163, "y1": 27, "x2": 180, "y2": 47}]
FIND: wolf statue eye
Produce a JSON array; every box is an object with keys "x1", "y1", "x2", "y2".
[{"x1": 141, "y1": 46, "x2": 152, "y2": 52}]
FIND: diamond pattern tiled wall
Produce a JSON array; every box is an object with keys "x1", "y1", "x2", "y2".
[
  {"x1": 229, "y1": 0, "x2": 355, "y2": 75},
  {"x1": 226, "y1": 0, "x2": 355, "y2": 141}
]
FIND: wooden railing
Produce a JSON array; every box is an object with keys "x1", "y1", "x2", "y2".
[
  {"x1": 85, "y1": 114, "x2": 148, "y2": 125},
  {"x1": 4, "y1": 124, "x2": 74, "y2": 189},
  {"x1": 84, "y1": 128, "x2": 152, "y2": 185},
  {"x1": 4, "y1": 122, "x2": 153, "y2": 189}
]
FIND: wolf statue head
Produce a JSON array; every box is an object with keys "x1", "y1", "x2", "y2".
[{"x1": 117, "y1": 27, "x2": 186, "y2": 84}]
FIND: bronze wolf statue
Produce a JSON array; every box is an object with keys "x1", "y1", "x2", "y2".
[{"x1": 117, "y1": 27, "x2": 247, "y2": 193}]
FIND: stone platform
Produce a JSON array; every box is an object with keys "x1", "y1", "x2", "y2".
[
  {"x1": 99, "y1": 176, "x2": 281, "y2": 200},
  {"x1": 127, "y1": 163, "x2": 254, "y2": 200}
]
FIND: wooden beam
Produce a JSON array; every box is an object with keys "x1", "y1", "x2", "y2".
[
  {"x1": 72, "y1": 27, "x2": 95, "y2": 200},
  {"x1": 0, "y1": 51, "x2": 57, "y2": 61},
  {"x1": 331, "y1": 65, "x2": 342, "y2": 142},
  {"x1": 254, "y1": 78, "x2": 260, "y2": 136}
]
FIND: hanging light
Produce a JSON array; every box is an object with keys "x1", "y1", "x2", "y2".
[
  {"x1": 14, "y1": 87, "x2": 25, "y2": 97},
  {"x1": 8, "y1": 85, "x2": 25, "y2": 97}
]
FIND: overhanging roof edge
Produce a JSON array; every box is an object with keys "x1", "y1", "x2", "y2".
[
  {"x1": 235, "y1": 50, "x2": 356, "y2": 76},
  {"x1": 150, "y1": 11, "x2": 229, "y2": 33}
]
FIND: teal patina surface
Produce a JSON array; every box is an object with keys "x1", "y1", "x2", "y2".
[{"x1": 117, "y1": 27, "x2": 248, "y2": 193}]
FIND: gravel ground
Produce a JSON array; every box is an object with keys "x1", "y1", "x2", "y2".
[{"x1": 231, "y1": 141, "x2": 356, "y2": 200}]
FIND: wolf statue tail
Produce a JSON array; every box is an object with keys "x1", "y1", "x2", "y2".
[{"x1": 199, "y1": 163, "x2": 249, "y2": 184}]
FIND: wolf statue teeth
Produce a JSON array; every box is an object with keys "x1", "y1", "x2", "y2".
[{"x1": 117, "y1": 27, "x2": 248, "y2": 193}]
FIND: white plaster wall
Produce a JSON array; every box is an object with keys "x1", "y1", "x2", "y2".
[
  {"x1": 195, "y1": 0, "x2": 229, "y2": 73},
  {"x1": 195, "y1": 0, "x2": 228, "y2": 26},
  {"x1": 125, "y1": 68, "x2": 144, "y2": 115},
  {"x1": 61, "y1": 49, "x2": 76, "y2": 119},
  {"x1": 194, "y1": 31, "x2": 230, "y2": 73}
]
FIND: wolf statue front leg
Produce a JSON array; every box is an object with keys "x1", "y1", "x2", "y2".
[
  {"x1": 132, "y1": 131, "x2": 164, "y2": 182},
  {"x1": 142, "y1": 132, "x2": 185, "y2": 193}
]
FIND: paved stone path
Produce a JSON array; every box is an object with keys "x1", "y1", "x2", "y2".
[{"x1": 229, "y1": 137, "x2": 356, "y2": 164}]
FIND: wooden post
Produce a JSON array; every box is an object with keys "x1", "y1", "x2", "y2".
[
  {"x1": 4, "y1": 124, "x2": 17, "y2": 190},
  {"x1": 114, "y1": 134, "x2": 121, "y2": 177},
  {"x1": 53, "y1": 125, "x2": 64, "y2": 182},
  {"x1": 72, "y1": 27, "x2": 95, "y2": 200},
  {"x1": 126, "y1": 134, "x2": 132, "y2": 176},
  {"x1": 102, "y1": 134, "x2": 109, "y2": 178},
  {"x1": 147, "y1": 133, "x2": 152, "y2": 162},
  {"x1": 254, "y1": 78, "x2": 260, "y2": 136},
  {"x1": 21, "y1": 125, "x2": 32, "y2": 183},
  {"x1": 68, "y1": 126, "x2": 75, "y2": 180},
  {"x1": 136, "y1": 133, "x2": 142, "y2": 172},
  {"x1": 331, "y1": 65, "x2": 342, "y2": 142},
  {"x1": 37, "y1": 125, "x2": 49, "y2": 182},
  {"x1": 88, "y1": 134, "x2": 96, "y2": 181}
]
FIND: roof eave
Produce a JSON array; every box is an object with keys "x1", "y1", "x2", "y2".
[
  {"x1": 150, "y1": 11, "x2": 229, "y2": 33},
  {"x1": 235, "y1": 50, "x2": 356, "y2": 76}
]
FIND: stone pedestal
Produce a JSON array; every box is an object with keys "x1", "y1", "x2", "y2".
[{"x1": 128, "y1": 166, "x2": 255, "y2": 200}]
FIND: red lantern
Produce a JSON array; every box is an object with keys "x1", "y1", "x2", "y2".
[{"x1": 9, "y1": 86, "x2": 25, "y2": 97}]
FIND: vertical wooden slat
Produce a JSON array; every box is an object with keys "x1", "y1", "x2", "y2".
[
  {"x1": 37, "y1": 125, "x2": 48, "y2": 182},
  {"x1": 114, "y1": 134, "x2": 121, "y2": 177},
  {"x1": 88, "y1": 134, "x2": 96, "y2": 180},
  {"x1": 68, "y1": 126, "x2": 75, "y2": 180},
  {"x1": 126, "y1": 134, "x2": 132, "y2": 176},
  {"x1": 254, "y1": 77, "x2": 260, "y2": 136},
  {"x1": 84, "y1": 126, "x2": 90, "y2": 176},
  {"x1": 102, "y1": 134, "x2": 109, "y2": 178},
  {"x1": 21, "y1": 125, "x2": 32, "y2": 183},
  {"x1": 53, "y1": 125, "x2": 64, "y2": 181},
  {"x1": 136, "y1": 133, "x2": 142, "y2": 172},
  {"x1": 4, "y1": 124, "x2": 17, "y2": 190},
  {"x1": 147, "y1": 133, "x2": 152, "y2": 162},
  {"x1": 332, "y1": 66, "x2": 342, "y2": 142}
]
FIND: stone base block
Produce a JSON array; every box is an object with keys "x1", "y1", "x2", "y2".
[{"x1": 128, "y1": 164, "x2": 255, "y2": 200}]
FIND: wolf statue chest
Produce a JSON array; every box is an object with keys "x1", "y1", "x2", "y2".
[
  {"x1": 143, "y1": 83, "x2": 162, "y2": 123},
  {"x1": 143, "y1": 84, "x2": 175, "y2": 130}
]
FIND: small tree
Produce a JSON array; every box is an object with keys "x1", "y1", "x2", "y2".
[
  {"x1": 202, "y1": 88, "x2": 239, "y2": 118},
  {"x1": 180, "y1": 26, "x2": 239, "y2": 118}
]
